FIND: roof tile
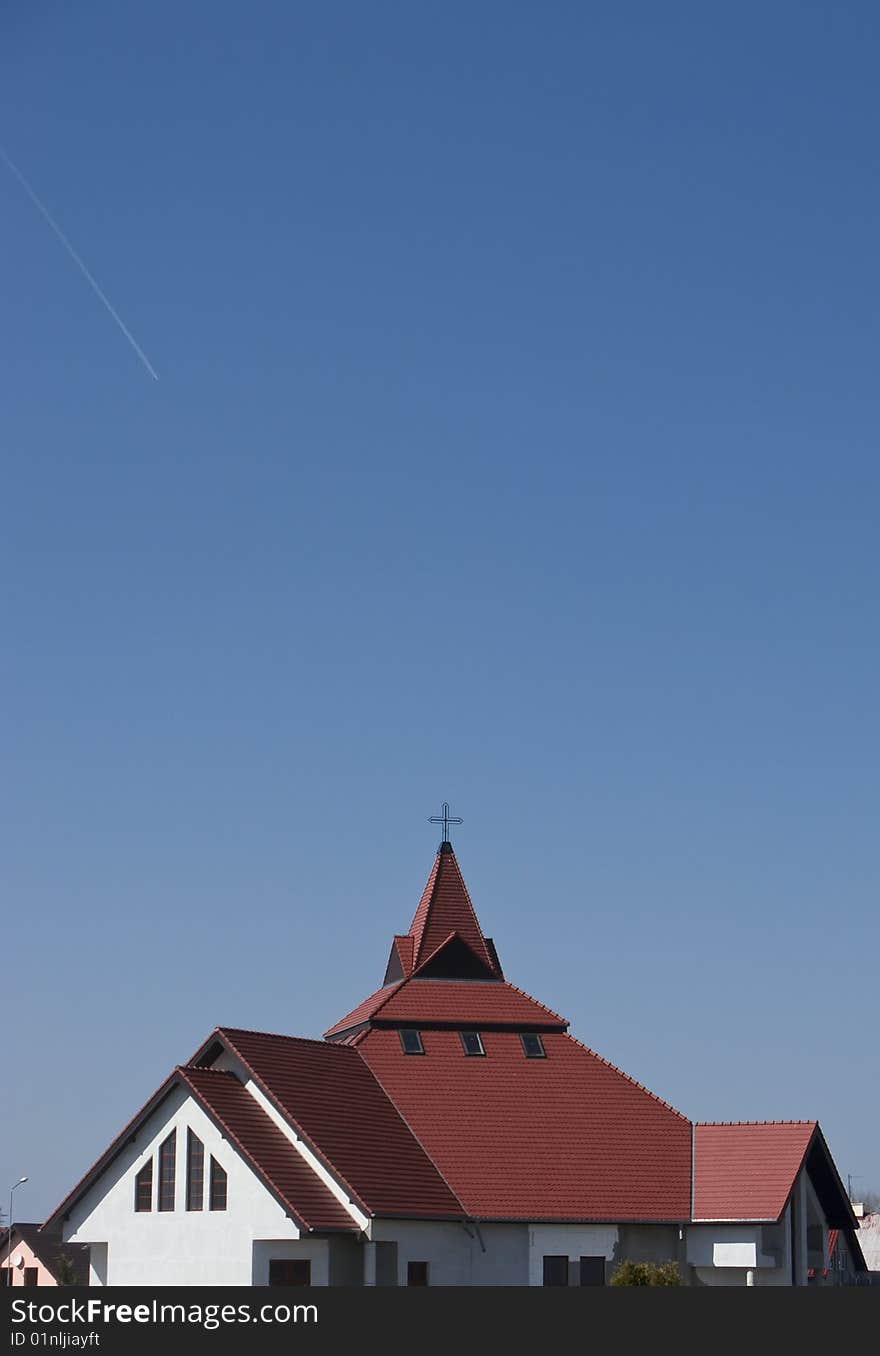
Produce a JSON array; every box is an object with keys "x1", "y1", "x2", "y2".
[{"x1": 692, "y1": 1121, "x2": 817, "y2": 1220}]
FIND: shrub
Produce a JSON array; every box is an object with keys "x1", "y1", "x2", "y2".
[
  {"x1": 54, "y1": 1255, "x2": 80, "y2": 1286},
  {"x1": 610, "y1": 1259, "x2": 681, "y2": 1286}
]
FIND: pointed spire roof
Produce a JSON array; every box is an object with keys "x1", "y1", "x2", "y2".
[{"x1": 407, "y1": 841, "x2": 499, "y2": 977}]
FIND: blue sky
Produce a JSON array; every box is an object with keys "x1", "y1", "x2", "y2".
[{"x1": 2, "y1": 1, "x2": 878, "y2": 1221}]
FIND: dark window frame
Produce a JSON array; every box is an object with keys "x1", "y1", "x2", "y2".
[
  {"x1": 23, "y1": 1268, "x2": 38, "y2": 1288},
  {"x1": 134, "y1": 1158, "x2": 153, "y2": 1213},
  {"x1": 579, "y1": 1255, "x2": 606, "y2": 1287},
  {"x1": 542, "y1": 1254, "x2": 569, "y2": 1287},
  {"x1": 459, "y1": 1030, "x2": 485, "y2": 1056},
  {"x1": 268, "y1": 1258, "x2": 311, "y2": 1286},
  {"x1": 186, "y1": 1128, "x2": 205, "y2": 1212},
  {"x1": 157, "y1": 1131, "x2": 176, "y2": 1212},
  {"x1": 209, "y1": 1156, "x2": 227, "y2": 1212},
  {"x1": 399, "y1": 1028, "x2": 425, "y2": 1055},
  {"x1": 407, "y1": 1260, "x2": 429, "y2": 1287},
  {"x1": 520, "y1": 1032, "x2": 546, "y2": 1058}
]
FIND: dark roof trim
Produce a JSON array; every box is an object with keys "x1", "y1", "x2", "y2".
[{"x1": 369, "y1": 1018, "x2": 568, "y2": 1032}]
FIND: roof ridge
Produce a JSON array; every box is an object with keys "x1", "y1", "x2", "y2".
[
  {"x1": 504, "y1": 979, "x2": 568, "y2": 1025},
  {"x1": 215, "y1": 1025, "x2": 364, "y2": 1051},
  {"x1": 323, "y1": 980, "x2": 408, "y2": 1037},
  {"x1": 696, "y1": 1119, "x2": 818, "y2": 1127},
  {"x1": 177, "y1": 1064, "x2": 237, "y2": 1076},
  {"x1": 562, "y1": 1031, "x2": 690, "y2": 1123}
]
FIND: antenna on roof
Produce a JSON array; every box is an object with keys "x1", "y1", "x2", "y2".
[{"x1": 428, "y1": 801, "x2": 462, "y2": 847}]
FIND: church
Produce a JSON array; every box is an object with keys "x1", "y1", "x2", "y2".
[{"x1": 40, "y1": 831, "x2": 864, "y2": 1287}]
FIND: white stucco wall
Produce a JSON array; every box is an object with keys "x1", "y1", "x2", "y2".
[
  {"x1": 62, "y1": 1084, "x2": 308, "y2": 1286},
  {"x1": 688, "y1": 1212, "x2": 791, "y2": 1287},
  {"x1": 527, "y1": 1225, "x2": 618, "y2": 1286},
  {"x1": 369, "y1": 1219, "x2": 529, "y2": 1286}
]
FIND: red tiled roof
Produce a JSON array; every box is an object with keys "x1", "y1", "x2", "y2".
[
  {"x1": 692, "y1": 1121, "x2": 817, "y2": 1220},
  {"x1": 214, "y1": 1028, "x2": 465, "y2": 1219},
  {"x1": 391, "y1": 935, "x2": 414, "y2": 977},
  {"x1": 374, "y1": 979, "x2": 567, "y2": 1028},
  {"x1": 178, "y1": 1067, "x2": 357, "y2": 1233},
  {"x1": 358, "y1": 1027, "x2": 691, "y2": 1220},
  {"x1": 408, "y1": 845, "x2": 498, "y2": 975},
  {"x1": 324, "y1": 982, "x2": 403, "y2": 1037}
]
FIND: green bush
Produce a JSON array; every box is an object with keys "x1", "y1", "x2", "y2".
[{"x1": 609, "y1": 1260, "x2": 681, "y2": 1286}]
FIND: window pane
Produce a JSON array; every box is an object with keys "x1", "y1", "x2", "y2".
[
  {"x1": 579, "y1": 1256, "x2": 605, "y2": 1286},
  {"x1": 268, "y1": 1259, "x2": 311, "y2": 1286},
  {"x1": 460, "y1": 1031, "x2": 485, "y2": 1056},
  {"x1": 186, "y1": 1130, "x2": 204, "y2": 1212},
  {"x1": 399, "y1": 1029, "x2": 424, "y2": 1055},
  {"x1": 24, "y1": 1269, "x2": 38, "y2": 1288},
  {"x1": 158, "y1": 1131, "x2": 176, "y2": 1212},
  {"x1": 407, "y1": 1261, "x2": 429, "y2": 1287},
  {"x1": 134, "y1": 1159, "x2": 153, "y2": 1212},
  {"x1": 210, "y1": 1157, "x2": 227, "y2": 1211},
  {"x1": 521, "y1": 1033, "x2": 546, "y2": 1058},
  {"x1": 543, "y1": 1255, "x2": 568, "y2": 1286}
]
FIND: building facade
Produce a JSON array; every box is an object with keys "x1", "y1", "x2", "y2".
[{"x1": 42, "y1": 840, "x2": 864, "y2": 1286}]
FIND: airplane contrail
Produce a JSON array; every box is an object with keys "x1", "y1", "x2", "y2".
[{"x1": 0, "y1": 144, "x2": 159, "y2": 381}]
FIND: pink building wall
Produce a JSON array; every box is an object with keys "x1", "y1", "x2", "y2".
[{"x1": 2, "y1": 1233, "x2": 59, "y2": 1287}]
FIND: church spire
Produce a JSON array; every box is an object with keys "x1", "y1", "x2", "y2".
[{"x1": 404, "y1": 839, "x2": 502, "y2": 979}]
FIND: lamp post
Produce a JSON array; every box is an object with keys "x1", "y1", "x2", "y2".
[{"x1": 5, "y1": 1178, "x2": 28, "y2": 1284}]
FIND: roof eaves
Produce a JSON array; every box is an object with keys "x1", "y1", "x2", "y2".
[{"x1": 323, "y1": 982, "x2": 408, "y2": 1039}]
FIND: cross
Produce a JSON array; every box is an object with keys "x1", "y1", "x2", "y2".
[{"x1": 428, "y1": 801, "x2": 463, "y2": 843}]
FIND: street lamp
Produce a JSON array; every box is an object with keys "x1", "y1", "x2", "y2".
[{"x1": 5, "y1": 1178, "x2": 28, "y2": 1284}]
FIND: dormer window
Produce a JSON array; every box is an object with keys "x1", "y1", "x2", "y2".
[
  {"x1": 399, "y1": 1029, "x2": 425, "y2": 1055},
  {"x1": 521, "y1": 1033, "x2": 546, "y2": 1058},
  {"x1": 460, "y1": 1031, "x2": 485, "y2": 1056}
]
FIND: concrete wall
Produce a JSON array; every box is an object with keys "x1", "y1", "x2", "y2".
[
  {"x1": 63, "y1": 1084, "x2": 303, "y2": 1286},
  {"x1": 251, "y1": 1239, "x2": 329, "y2": 1287},
  {"x1": 528, "y1": 1224, "x2": 618, "y2": 1287},
  {"x1": 369, "y1": 1220, "x2": 529, "y2": 1286}
]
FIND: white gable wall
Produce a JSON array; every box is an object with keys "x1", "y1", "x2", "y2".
[{"x1": 62, "y1": 1084, "x2": 302, "y2": 1286}]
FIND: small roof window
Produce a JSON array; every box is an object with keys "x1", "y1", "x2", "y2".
[
  {"x1": 459, "y1": 1031, "x2": 485, "y2": 1056},
  {"x1": 520, "y1": 1032, "x2": 546, "y2": 1058},
  {"x1": 399, "y1": 1029, "x2": 425, "y2": 1055}
]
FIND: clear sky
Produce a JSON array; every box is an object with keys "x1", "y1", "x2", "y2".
[{"x1": 2, "y1": 1, "x2": 878, "y2": 1222}]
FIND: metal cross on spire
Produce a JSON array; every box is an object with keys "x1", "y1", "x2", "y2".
[{"x1": 428, "y1": 801, "x2": 463, "y2": 844}]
